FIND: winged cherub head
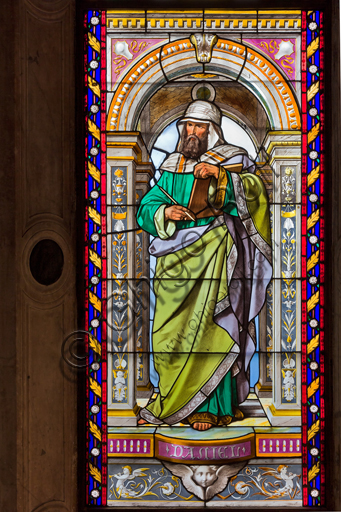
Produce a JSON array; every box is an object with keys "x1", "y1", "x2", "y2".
[{"x1": 191, "y1": 465, "x2": 218, "y2": 488}]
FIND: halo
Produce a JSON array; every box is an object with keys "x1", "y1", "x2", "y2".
[{"x1": 191, "y1": 82, "x2": 216, "y2": 102}]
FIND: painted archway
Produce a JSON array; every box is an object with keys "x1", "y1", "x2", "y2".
[{"x1": 107, "y1": 37, "x2": 301, "y2": 132}]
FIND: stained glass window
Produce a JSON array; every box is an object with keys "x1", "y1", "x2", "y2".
[{"x1": 84, "y1": 9, "x2": 324, "y2": 507}]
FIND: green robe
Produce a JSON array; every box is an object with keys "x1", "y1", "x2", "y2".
[{"x1": 136, "y1": 166, "x2": 271, "y2": 425}]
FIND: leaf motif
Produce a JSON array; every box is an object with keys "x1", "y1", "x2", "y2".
[
  {"x1": 90, "y1": 377, "x2": 102, "y2": 397},
  {"x1": 308, "y1": 419, "x2": 320, "y2": 441},
  {"x1": 88, "y1": 76, "x2": 100, "y2": 97},
  {"x1": 307, "y1": 377, "x2": 320, "y2": 398},
  {"x1": 89, "y1": 206, "x2": 101, "y2": 225},
  {"x1": 88, "y1": 118, "x2": 100, "y2": 141},
  {"x1": 89, "y1": 462, "x2": 102, "y2": 483},
  {"x1": 89, "y1": 291, "x2": 102, "y2": 312},
  {"x1": 307, "y1": 209, "x2": 320, "y2": 230},
  {"x1": 307, "y1": 250, "x2": 319, "y2": 271},
  {"x1": 307, "y1": 165, "x2": 320, "y2": 187},
  {"x1": 89, "y1": 420, "x2": 102, "y2": 441},
  {"x1": 308, "y1": 461, "x2": 320, "y2": 482},
  {"x1": 307, "y1": 290, "x2": 319, "y2": 312},
  {"x1": 307, "y1": 81, "x2": 320, "y2": 102},
  {"x1": 89, "y1": 249, "x2": 101, "y2": 269},
  {"x1": 88, "y1": 32, "x2": 101, "y2": 53},
  {"x1": 88, "y1": 161, "x2": 100, "y2": 183},
  {"x1": 307, "y1": 123, "x2": 320, "y2": 144},
  {"x1": 307, "y1": 37, "x2": 319, "y2": 59},
  {"x1": 89, "y1": 334, "x2": 101, "y2": 355},
  {"x1": 307, "y1": 333, "x2": 319, "y2": 354}
]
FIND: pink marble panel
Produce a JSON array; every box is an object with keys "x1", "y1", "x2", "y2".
[
  {"x1": 111, "y1": 38, "x2": 166, "y2": 85},
  {"x1": 245, "y1": 38, "x2": 297, "y2": 83}
]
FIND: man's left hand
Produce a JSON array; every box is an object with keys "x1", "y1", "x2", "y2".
[{"x1": 194, "y1": 162, "x2": 220, "y2": 180}]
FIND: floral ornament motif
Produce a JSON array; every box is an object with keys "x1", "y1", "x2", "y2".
[
  {"x1": 135, "y1": 228, "x2": 144, "y2": 382},
  {"x1": 112, "y1": 356, "x2": 128, "y2": 402},
  {"x1": 224, "y1": 465, "x2": 302, "y2": 500},
  {"x1": 266, "y1": 281, "x2": 274, "y2": 381},
  {"x1": 275, "y1": 40, "x2": 294, "y2": 60},
  {"x1": 234, "y1": 481, "x2": 249, "y2": 495},
  {"x1": 110, "y1": 168, "x2": 129, "y2": 403},
  {"x1": 110, "y1": 466, "x2": 149, "y2": 498},
  {"x1": 85, "y1": 11, "x2": 107, "y2": 504},
  {"x1": 160, "y1": 482, "x2": 175, "y2": 496},
  {"x1": 282, "y1": 356, "x2": 297, "y2": 402},
  {"x1": 282, "y1": 309, "x2": 296, "y2": 351},
  {"x1": 113, "y1": 369, "x2": 127, "y2": 402},
  {"x1": 275, "y1": 41, "x2": 295, "y2": 74},
  {"x1": 281, "y1": 211, "x2": 297, "y2": 359},
  {"x1": 90, "y1": 16, "x2": 99, "y2": 25},
  {"x1": 114, "y1": 41, "x2": 133, "y2": 60},
  {"x1": 260, "y1": 39, "x2": 295, "y2": 75},
  {"x1": 309, "y1": 319, "x2": 318, "y2": 328},
  {"x1": 108, "y1": 466, "x2": 182, "y2": 501},
  {"x1": 112, "y1": 168, "x2": 127, "y2": 203},
  {"x1": 282, "y1": 216, "x2": 296, "y2": 279},
  {"x1": 282, "y1": 167, "x2": 296, "y2": 202},
  {"x1": 90, "y1": 104, "x2": 100, "y2": 114},
  {"x1": 309, "y1": 235, "x2": 318, "y2": 245},
  {"x1": 260, "y1": 40, "x2": 278, "y2": 54},
  {"x1": 309, "y1": 64, "x2": 318, "y2": 74},
  {"x1": 112, "y1": 40, "x2": 150, "y2": 76}
]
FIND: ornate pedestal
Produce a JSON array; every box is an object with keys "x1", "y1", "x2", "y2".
[{"x1": 107, "y1": 426, "x2": 302, "y2": 504}]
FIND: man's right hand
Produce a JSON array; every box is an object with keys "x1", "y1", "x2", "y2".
[{"x1": 165, "y1": 205, "x2": 193, "y2": 221}]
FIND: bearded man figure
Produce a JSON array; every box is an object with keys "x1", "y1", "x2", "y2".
[{"x1": 136, "y1": 100, "x2": 272, "y2": 431}]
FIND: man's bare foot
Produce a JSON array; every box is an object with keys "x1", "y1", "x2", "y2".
[
  {"x1": 138, "y1": 418, "x2": 148, "y2": 425},
  {"x1": 192, "y1": 422, "x2": 213, "y2": 431}
]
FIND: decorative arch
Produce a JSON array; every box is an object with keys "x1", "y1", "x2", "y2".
[{"x1": 107, "y1": 37, "x2": 301, "y2": 132}]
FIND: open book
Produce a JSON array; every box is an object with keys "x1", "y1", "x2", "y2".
[{"x1": 187, "y1": 163, "x2": 243, "y2": 219}]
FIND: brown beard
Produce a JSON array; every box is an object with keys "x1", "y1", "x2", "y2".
[{"x1": 178, "y1": 131, "x2": 208, "y2": 160}]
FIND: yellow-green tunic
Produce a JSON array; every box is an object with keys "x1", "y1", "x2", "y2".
[{"x1": 136, "y1": 165, "x2": 271, "y2": 425}]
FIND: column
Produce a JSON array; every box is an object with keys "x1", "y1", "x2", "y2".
[
  {"x1": 106, "y1": 133, "x2": 154, "y2": 425},
  {"x1": 264, "y1": 131, "x2": 302, "y2": 426}
]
